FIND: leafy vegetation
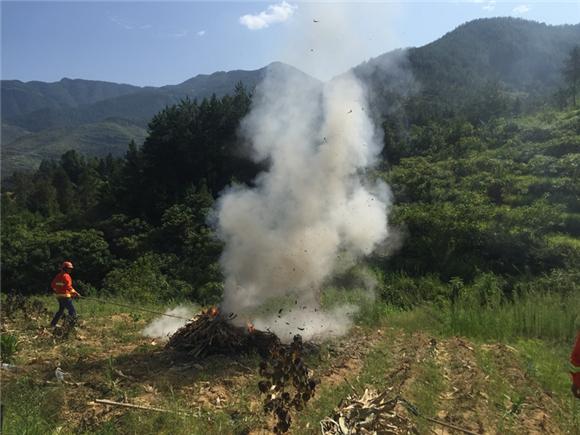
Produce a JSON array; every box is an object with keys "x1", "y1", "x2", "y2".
[{"x1": 1, "y1": 333, "x2": 19, "y2": 363}]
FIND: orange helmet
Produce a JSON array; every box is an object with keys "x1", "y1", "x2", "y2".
[{"x1": 61, "y1": 261, "x2": 74, "y2": 270}]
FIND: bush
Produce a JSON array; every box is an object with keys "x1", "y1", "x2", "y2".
[
  {"x1": 101, "y1": 254, "x2": 192, "y2": 303},
  {"x1": 1, "y1": 225, "x2": 112, "y2": 294},
  {"x1": 1, "y1": 333, "x2": 19, "y2": 363},
  {"x1": 378, "y1": 272, "x2": 451, "y2": 308}
]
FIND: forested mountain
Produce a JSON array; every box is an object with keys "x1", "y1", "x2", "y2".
[
  {"x1": 1, "y1": 63, "x2": 313, "y2": 176},
  {"x1": 2, "y1": 65, "x2": 289, "y2": 133},
  {"x1": 3, "y1": 18, "x2": 578, "y2": 178},
  {"x1": 354, "y1": 18, "x2": 580, "y2": 122},
  {"x1": 1, "y1": 78, "x2": 143, "y2": 121}
]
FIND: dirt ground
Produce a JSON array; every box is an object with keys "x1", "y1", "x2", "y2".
[{"x1": 1, "y1": 311, "x2": 575, "y2": 434}]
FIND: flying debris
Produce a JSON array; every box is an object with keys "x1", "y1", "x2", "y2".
[
  {"x1": 347, "y1": 109, "x2": 353, "y2": 114},
  {"x1": 259, "y1": 335, "x2": 317, "y2": 433},
  {"x1": 313, "y1": 19, "x2": 319, "y2": 23}
]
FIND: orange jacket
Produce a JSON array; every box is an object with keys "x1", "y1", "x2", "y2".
[
  {"x1": 571, "y1": 332, "x2": 580, "y2": 388},
  {"x1": 51, "y1": 272, "x2": 77, "y2": 298}
]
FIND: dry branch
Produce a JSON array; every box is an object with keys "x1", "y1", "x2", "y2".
[
  {"x1": 93, "y1": 399, "x2": 190, "y2": 415},
  {"x1": 166, "y1": 309, "x2": 278, "y2": 358}
]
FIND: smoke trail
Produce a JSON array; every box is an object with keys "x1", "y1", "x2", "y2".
[
  {"x1": 215, "y1": 64, "x2": 391, "y2": 338},
  {"x1": 142, "y1": 306, "x2": 197, "y2": 339}
]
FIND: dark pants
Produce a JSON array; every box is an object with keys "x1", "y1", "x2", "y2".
[{"x1": 50, "y1": 298, "x2": 77, "y2": 327}]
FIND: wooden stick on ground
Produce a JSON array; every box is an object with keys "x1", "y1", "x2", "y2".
[{"x1": 93, "y1": 399, "x2": 191, "y2": 415}]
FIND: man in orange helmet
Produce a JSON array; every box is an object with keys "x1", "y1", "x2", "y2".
[{"x1": 50, "y1": 261, "x2": 81, "y2": 328}]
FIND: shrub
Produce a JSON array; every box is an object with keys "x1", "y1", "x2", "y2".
[
  {"x1": 1, "y1": 333, "x2": 19, "y2": 363},
  {"x1": 101, "y1": 254, "x2": 193, "y2": 303}
]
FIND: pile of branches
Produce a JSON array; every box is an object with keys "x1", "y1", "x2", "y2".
[
  {"x1": 320, "y1": 389, "x2": 417, "y2": 435},
  {"x1": 259, "y1": 334, "x2": 317, "y2": 433},
  {"x1": 166, "y1": 309, "x2": 278, "y2": 358}
]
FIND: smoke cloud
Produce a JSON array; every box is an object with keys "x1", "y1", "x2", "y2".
[
  {"x1": 253, "y1": 305, "x2": 359, "y2": 342},
  {"x1": 214, "y1": 61, "x2": 391, "y2": 338},
  {"x1": 142, "y1": 306, "x2": 197, "y2": 339}
]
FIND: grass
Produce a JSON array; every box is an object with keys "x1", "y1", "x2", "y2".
[
  {"x1": 292, "y1": 328, "x2": 398, "y2": 433},
  {"x1": 474, "y1": 346, "x2": 513, "y2": 432},
  {"x1": 405, "y1": 358, "x2": 444, "y2": 434},
  {"x1": 445, "y1": 290, "x2": 578, "y2": 343},
  {"x1": 516, "y1": 339, "x2": 580, "y2": 433},
  {"x1": 2, "y1": 377, "x2": 65, "y2": 435},
  {"x1": 2, "y1": 288, "x2": 579, "y2": 434}
]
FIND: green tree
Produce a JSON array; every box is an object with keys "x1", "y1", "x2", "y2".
[{"x1": 562, "y1": 45, "x2": 580, "y2": 107}]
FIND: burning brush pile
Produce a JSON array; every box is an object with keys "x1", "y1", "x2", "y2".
[
  {"x1": 167, "y1": 307, "x2": 317, "y2": 433},
  {"x1": 166, "y1": 307, "x2": 278, "y2": 358}
]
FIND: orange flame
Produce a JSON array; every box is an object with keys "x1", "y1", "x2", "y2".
[{"x1": 208, "y1": 306, "x2": 220, "y2": 318}]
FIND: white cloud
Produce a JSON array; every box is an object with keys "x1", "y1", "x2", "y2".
[
  {"x1": 239, "y1": 1, "x2": 297, "y2": 31},
  {"x1": 110, "y1": 16, "x2": 134, "y2": 30},
  {"x1": 197, "y1": 30, "x2": 206, "y2": 37},
  {"x1": 512, "y1": 4, "x2": 530, "y2": 15},
  {"x1": 482, "y1": 1, "x2": 496, "y2": 11}
]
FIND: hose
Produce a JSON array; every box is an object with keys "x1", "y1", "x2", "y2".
[{"x1": 78, "y1": 296, "x2": 193, "y2": 321}]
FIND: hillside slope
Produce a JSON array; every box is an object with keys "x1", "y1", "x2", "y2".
[
  {"x1": 1, "y1": 120, "x2": 147, "y2": 174},
  {"x1": 1, "y1": 78, "x2": 143, "y2": 121},
  {"x1": 5, "y1": 65, "x2": 278, "y2": 133},
  {"x1": 1, "y1": 63, "x2": 317, "y2": 176},
  {"x1": 354, "y1": 18, "x2": 580, "y2": 117}
]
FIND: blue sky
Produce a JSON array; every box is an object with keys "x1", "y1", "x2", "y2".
[{"x1": 2, "y1": 1, "x2": 579, "y2": 86}]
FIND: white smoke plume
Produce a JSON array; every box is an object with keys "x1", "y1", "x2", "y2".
[
  {"x1": 253, "y1": 305, "x2": 359, "y2": 342},
  {"x1": 214, "y1": 63, "x2": 391, "y2": 339},
  {"x1": 142, "y1": 306, "x2": 197, "y2": 339}
]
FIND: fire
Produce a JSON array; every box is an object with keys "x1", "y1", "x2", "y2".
[
  {"x1": 247, "y1": 322, "x2": 256, "y2": 334},
  {"x1": 208, "y1": 306, "x2": 220, "y2": 318}
]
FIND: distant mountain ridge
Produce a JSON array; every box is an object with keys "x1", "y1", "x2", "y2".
[
  {"x1": 409, "y1": 18, "x2": 580, "y2": 91},
  {"x1": 2, "y1": 78, "x2": 143, "y2": 121},
  {"x1": 1, "y1": 62, "x2": 314, "y2": 176},
  {"x1": 2, "y1": 66, "x2": 287, "y2": 132},
  {"x1": 354, "y1": 18, "x2": 580, "y2": 116},
  {"x1": 2, "y1": 18, "x2": 580, "y2": 177}
]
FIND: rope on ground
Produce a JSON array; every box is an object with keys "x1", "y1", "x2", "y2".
[
  {"x1": 79, "y1": 296, "x2": 193, "y2": 321},
  {"x1": 398, "y1": 396, "x2": 480, "y2": 435}
]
